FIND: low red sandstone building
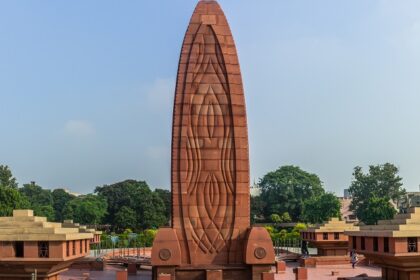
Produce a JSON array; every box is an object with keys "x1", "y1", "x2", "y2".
[
  {"x1": 345, "y1": 207, "x2": 420, "y2": 280},
  {"x1": 62, "y1": 220, "x2": 102, "y2": 246},
  {"x1": 300, "y1": 218, "x2": 359, "y2": 266},
  {"x1": 0, "y1": 210, "x2": 94, "y2": 280}
]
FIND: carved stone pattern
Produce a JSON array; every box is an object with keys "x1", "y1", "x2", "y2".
[
  {"x1": 254, "y1": 247, "x2": 267, "y2": 260},
  {"x1": 159, "y1": 249, "x2": 172, "y2": 261},
  {"x1": 181, "y1": 24, "x2": 236, "y2": 256}
]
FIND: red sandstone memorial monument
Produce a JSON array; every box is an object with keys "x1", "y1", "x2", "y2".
[{"x1": 152, "y1": 1, "x2": 275, "y2": 279}]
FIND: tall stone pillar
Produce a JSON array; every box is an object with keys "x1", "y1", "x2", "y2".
[{"x1": 152, "y1": 1, "x2": 275, "y2": 279}]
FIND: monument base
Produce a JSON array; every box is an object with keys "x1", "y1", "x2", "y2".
[
  {"x1": 153, "y1": 264, "x2": 274, "y2": 280},
  {"x1": 152, "y1": 227, "x2": 275, "y2": 280}
]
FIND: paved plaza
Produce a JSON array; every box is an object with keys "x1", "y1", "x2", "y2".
[
  {"x1": 59, "y1": 262, "x2": 381, "y2": 280},
  {"x1": 277, "y1": 262, "x2": 381, "y2": 279},
  {"x1": 60, "y1": 265, "x2": 151, "y2": 280}
]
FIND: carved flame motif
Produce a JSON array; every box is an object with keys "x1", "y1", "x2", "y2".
[{"x1": 183, "y1": 25, "x2": 236, "y2": 257}]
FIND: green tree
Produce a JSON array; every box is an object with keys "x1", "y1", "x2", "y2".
[
  {"x1": 0, "y1": 185, "x2": 30, "y2": 216},
  {"x1": 250, "y1": 195, "x2": 265, "y2": 224},
  {"x1": 259, "y1": 166, "x2": 324, "y2": 221},
  {"x1": 114, "y1": 206, "x2": 138, "y2": 230},
  {"x1": 302, "y1": 193, "x2": 341, "y2": 224},
  {"x1": 139, "y1": 229, "x2": 158, "y2": 247},
  {"x1": 52, "y1": 189, "x2": 75, "y2": 222},
  {"x1": 19, "y1": 183, "x2": 54, "y2": 219},
  {"x1": 95, "y1": 180, "x2": 166, "y2": 231},
  {"x1": 0, "y1": 165, "x2": 18, "y2": 189},
  {"x1": 34, "y1": 205, "x2": 55, "y2": 221},
  {"x1": 281, "y1": 212, "x2": 292, "y2": 223},
  {"x1": 349, "y1": 163, "x2": 404, "y2": 225},
  {"x1": 270, "y1": 214, "x2": 281, "y2": 224},
  {"x1": 154, "y1": 188, "x2": 171, "y2": 225},
  {"x1": 63, "y1": 194, "x2": 107, "y2": 225},
  {"x1": 20, "y1": 183, "x2": 53, "y2": 208},
  {"x1": 362, "y1": 197, "x2": 397, "y2": 225}
]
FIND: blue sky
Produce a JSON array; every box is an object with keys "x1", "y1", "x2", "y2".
[{"x1": 1, "y1": 0, "x2": 420, "y2": 194}]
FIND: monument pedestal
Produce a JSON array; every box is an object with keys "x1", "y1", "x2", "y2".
[{"x1": 152, "y1": 227, "x2": 275, "y2": 280}]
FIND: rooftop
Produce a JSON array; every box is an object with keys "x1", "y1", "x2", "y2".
[
  {"x1": 346, "y1": 207, "x2": 420, "y2": 238},
  {"x1": 0, "y1": 210, "x2": 93, "y2": 241},
  {"x1": 304, "y1": 218, "x2": 359, "y2": 233}
]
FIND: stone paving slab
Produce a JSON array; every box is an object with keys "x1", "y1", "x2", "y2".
[{"x1": 276, "y1": 262, "x2": 381, "y2": 280}]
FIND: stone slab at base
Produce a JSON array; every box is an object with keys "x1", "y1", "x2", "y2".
[
  {"x1": 127, "y1": 263, "x2": 137, "y2": 275},
  {"x1": 116, "y1": 270, "x2": 128, "y2": 280},
  {"x1": 276, "y1": 261, "x2": 286, "y2": 273},
  {"x1": 158, "y1": 274, "x2": 172, "y2": 280},
  {"x1": 293, "y1": 267, "x2": 308, "y2": 280},
  {"x1": 206, "y1": 270, "x2": 222, "y2": 280},
  {"x1": 299, "y1": 256, "x2": 351, "y2": 267},
  {"x1": 262, "y1": 272, "x2": 275, "y2": 280}
]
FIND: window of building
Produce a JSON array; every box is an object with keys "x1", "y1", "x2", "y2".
[
  {"x1": 384, "y1": 237, "x2": 389, "y2": 253},
  {"x1": 80, "y1": 240, "x2": 83, "y2": 254},
  {"x1": 352, "y1": 236, "x2": 357, "y2": 249},
  {"x1": 334, "y1": 233, "x2": 340, "y2": 240},
  {"x1": 373, "y1": 237, "x2": 379, "y2": 252},
  {"x1": 85, "y1": 240, "x2": 88, "y2": 252},
  {"x1": 323, "y1": 233, "x2": 328, "y2": 240},
  {"x1": 72, "y1": 240, "x2": 76, "y2": 255},
  {"x1": 66, "y1": 241, "x2": 70, "y2": 257},
  {"x1": 14, "y1": 241, "x2": 24, "y2": 258},
  {"x1": 38, "y1": 241, "x2": 49, "y2": 258},
  {"x1": 408, "y1": 237, "x2": 418, "y2": 253}
]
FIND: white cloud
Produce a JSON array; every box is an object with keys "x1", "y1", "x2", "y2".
[
  {"x1": 146, "y1": 146, "x2": 169, "y2": 161},
  {"x1": 63, "y1": 120, "x2": 95, "y2": 138},
  {"x1": 146, "y1": 78, "x2": 175, "y2": 110}
]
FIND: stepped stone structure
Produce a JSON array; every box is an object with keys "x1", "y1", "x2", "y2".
[
  {"x1": 152, "y1": 1, "x2": 275, "y2": 279},
  {"x1": 300, "y1": 218, "x2": 359, "y2": 266},
  {"x1": 345, "y1": 207, "x2": 420, "y2": 280},
  {"x1": 62, "y1": 220, "x2": 102, "y2": 245},
  {"x1": 0, "y1": 210, "x2": 93, "y2": 280},
  {"x1": 302, "y1": 218, "x2": 359, "y2": 256}
]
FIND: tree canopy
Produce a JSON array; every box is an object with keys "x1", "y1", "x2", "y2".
[
  {"x1": 0, "y1": 185, "x2": 30, "y2": 216},
  {"x1": 19, "y1": 183, "x2": 55, "y2": 220},
  {"x1": 301, "y1": 193, "x2": 341, "y2": 224},
  {"x1": 349, "y1": 163, "x2": 404, "y2": 225},
  {"x1": 362, "y1": 197, "x2": 397, "y2": 225},
  {"x1": 0, "y1": 165, "x2": 18, "y2": 189},
  {"x1": 63, "y1": 194, "x2": 107, "y2": 225},
  {"x1": 95, "y1": 180, "x2": 167, "y2": 230},
  {"x1": 259, "y1": 166, "x2": 324, "y2": 221},
  {"x1": 52, "y1": 189, "x2": 75, "y2": 222},
  {"x1": 154, "y1": 188, "x2": 171, "y2": 225}
]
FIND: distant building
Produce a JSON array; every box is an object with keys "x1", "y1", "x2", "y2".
[
  {"x1": 397, "y1": 192, "x2": 420, "y2": 213},
  {"x1": 338, "y1": 189, "x2": 357, "y2": 223},
  {"x1": 63, "y1": 188, "x2": 82, "y2": 197},
  {"x1": 339, "y1": 197, "x2": 358, "y2": 223},
  {"x1": 250, "y1": 180, "x2": 261, "y2": 197},
  {"x1": 343, "y1": 189, "x2": 351, "y2": 199}
]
